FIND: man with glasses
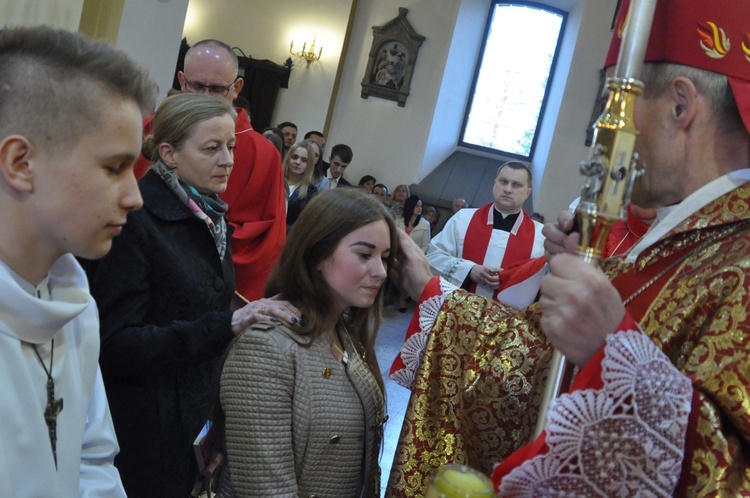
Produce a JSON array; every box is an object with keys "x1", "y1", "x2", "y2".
[
  {"x1": 180, "y1": 75, "x2": 240, "y2": 96},
  {"x1": 176, "y1": 39, "x2": 286, "y2": 302}
]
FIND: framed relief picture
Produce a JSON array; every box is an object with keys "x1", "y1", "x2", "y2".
[{"x1": 361, "y1": 8, "x2": 425, "y2": 107}]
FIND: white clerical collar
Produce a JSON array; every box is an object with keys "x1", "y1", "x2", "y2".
[
  {"x1": 625, "y1": 169, "x2": 750, "y2": 262},
  {"x1": 495, "y1": 209, "x2": 519, "y2": 219}
]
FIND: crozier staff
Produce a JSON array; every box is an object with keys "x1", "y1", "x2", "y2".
[{"x1": 387, "y1": 0, "x2": 750, "y2": 495}]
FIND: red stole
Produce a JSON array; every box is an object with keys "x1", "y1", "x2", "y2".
[
  {"x1": 605, "y1": 203, "x2": 652, "y2": 257},
  {"x1": 462, "y1": 205, "x2": 536, "y2": 299}
]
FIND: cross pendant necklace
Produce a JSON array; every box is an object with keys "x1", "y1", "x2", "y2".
[{"x1": 32, "y1": 339, "x2": 63, "y2": 468}]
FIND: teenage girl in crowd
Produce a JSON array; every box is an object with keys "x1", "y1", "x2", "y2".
[
  {"x1": 216, "y1": 188, "x2": 396, "y2": 497},
  {"x1": 395, "y1": 194, "x2": 431, "y2": 311},
  {"x1": 283, "y1": 140, "x2": 318, "y2": 230},
  {"x1": 397, "y1": 194, "x2": 431, "y2": 253}
]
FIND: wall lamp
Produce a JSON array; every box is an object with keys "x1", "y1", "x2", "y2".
[{"x1": 290, "y1": 35, "x2": 322, "y2": 67}]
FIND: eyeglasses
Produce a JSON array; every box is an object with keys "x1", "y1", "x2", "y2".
[{"x1": 183, "y1": 77, "x2": 239, "y2": 96}]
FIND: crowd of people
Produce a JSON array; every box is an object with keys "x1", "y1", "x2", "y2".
[
  {"x1": 255, "y1": 124, "x2": 476, "y2": 277},
  {"x1": 2, "y1": 0, "x2": 750, "y2": 495}
]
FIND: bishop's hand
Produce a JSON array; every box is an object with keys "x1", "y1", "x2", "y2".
[
  {"x1": 538, "y1": 253, "x2": 625, "y2": 367},
  {"x1": 396, "y1": 230, "x2": 433, "y2": 302},
  {"x1": 543, "y1": 210, "x2": 579, "y2": 260}
]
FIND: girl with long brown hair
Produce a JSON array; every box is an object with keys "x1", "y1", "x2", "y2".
[{"x1": 217, "y1": 188, "x2": 398, "y2": 497}]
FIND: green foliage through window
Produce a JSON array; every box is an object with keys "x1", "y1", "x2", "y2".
[{"x1": 460, "y1": 2, "x2": 566, "y2": 159}]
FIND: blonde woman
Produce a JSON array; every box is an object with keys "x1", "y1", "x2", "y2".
[
  {"x1": 284, "y1": 140, "x2": 318, "y2": 230},
  {"x1": 86, "y1": 93, "x2": 300, "y2": 497},
  {"x1": 390, "y1": 183, "x2": 410, "y2": 218}
]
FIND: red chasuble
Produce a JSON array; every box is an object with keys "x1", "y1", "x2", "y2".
[{"x1": 491, "y1": 192, "x2": 750, "y2": 496}]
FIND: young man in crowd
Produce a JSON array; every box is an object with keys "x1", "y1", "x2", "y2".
[
  {"x1": 0, "y1": 25, "x2": 156, "y2": 497},
  {"x1": 277, "y1": 121, "x2": 297, "y2": 155},
  {"x1": 372, "y1": 183, "x2": 389, "y2": 203},
  {"x1": 327, "y1": 143, "x2": 353, "y2": 188}
]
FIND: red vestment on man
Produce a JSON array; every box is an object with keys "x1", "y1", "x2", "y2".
[{"x1": 388, "y1": 181, "x2": 750, "y2": 497}]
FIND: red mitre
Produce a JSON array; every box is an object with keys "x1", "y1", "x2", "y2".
[{"x1": 605, "y1": 0, "x2": 750, "y2": 133}]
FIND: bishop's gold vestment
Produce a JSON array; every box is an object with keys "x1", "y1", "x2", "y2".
[{"x1": 388, "y1": 182, "x2": 750, "y2": 497}]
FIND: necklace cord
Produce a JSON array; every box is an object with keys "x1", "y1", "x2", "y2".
[{"x1": 31, "y1": 339, "x2": 62, "y2": 468}]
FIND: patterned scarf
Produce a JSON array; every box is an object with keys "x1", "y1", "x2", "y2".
[{"x1": 152, "y1": 160, "x2": 228, "y2": 259}]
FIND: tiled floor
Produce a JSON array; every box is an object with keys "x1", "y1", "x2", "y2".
[{"x1": 375, "y1": 302, "x2": 416, "y2": 496}]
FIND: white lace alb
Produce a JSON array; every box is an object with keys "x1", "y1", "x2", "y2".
[
  {"x1": 390, "y1": 278, "x2": 456, "y2": 389},
  {"x1": 500, "y1": 330, "x2": 692, "y2": 497}
]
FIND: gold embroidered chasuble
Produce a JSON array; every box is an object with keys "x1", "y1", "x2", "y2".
[
  {"x1": 387, "y1": 183, "x2": 750, "y2": 497},
  {"x1": 387, "y1": 292, "x2": 553, "y2": 496}
]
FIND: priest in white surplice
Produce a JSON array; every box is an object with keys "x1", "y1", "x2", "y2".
[{"x1": 427, "y1": 161, "x2": 545, "y2": 307}]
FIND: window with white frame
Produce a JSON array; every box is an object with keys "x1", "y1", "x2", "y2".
[{"x1": 460, "y1": 2, "x2": 566, "y2": 159}]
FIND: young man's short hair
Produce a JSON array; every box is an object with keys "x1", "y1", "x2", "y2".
[
  {"x1": 304, "y1": 130, "x2": 324, "y2": 139},
  {"x1": 277, "y1": 121, "x2": 298, "y2": 131},
  {"x1": 330, "y1": 144, "x2": 353, "y2": 163},
  {"x1": 0, "y1": 26, "x2": 157, "y2": 156},
  {"x1": 497, "y1": 161, "x2": 532, "y2": 187}
]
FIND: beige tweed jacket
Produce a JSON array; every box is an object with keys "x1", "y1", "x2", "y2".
[{"x1": 217, "y1": 321, "x2": 385, "y2": 498}]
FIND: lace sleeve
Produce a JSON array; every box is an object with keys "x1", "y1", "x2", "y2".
[
  {"x1": 389, "y1": 277, "x2": 457, "y2": 389},
  {"x1": 499, "y1": 327, "x2": 692, "y2": 497}
]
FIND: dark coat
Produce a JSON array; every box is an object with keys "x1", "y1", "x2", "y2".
[
  {"x1": 336, "y1": 176, "x2": 353, "y2": 188},
  {"x1": 321, "y1": 160, "x2": 352, "y2": 188},
  {"x1": 286, "y1": 182, "x2": 318, "y2": 230},
  {"x1": 86, "y1": 171, "x2": 235, "y2": 498}
]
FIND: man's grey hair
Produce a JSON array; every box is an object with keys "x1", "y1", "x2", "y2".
[
  {"x1": 641, "y1": 62, "x2": 744, "y2": 133},
  {"x1": 185, "y1": 39, "x2": 239, "y2": 75}
]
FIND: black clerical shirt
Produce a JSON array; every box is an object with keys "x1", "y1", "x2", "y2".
[{"x1": 460, "y1": 208, "x2": 521, "y2": 289}]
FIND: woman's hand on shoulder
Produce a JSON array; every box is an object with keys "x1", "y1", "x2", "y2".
[{"x1": 231, "y1": 295, "x2": 303, "y2": 335}]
